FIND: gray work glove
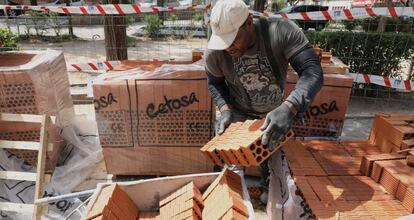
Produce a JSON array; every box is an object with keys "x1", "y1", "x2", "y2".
[
  {"x1": 217, "y1": 109, "x2": 233, "y2": 135},
  {"x1": 260, "y1": 103, "x2": 295, "y2": 150}
]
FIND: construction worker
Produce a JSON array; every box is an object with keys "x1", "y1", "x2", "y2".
[{"x1": 204, "y1": 0, "x2": 323, "y2": 208}]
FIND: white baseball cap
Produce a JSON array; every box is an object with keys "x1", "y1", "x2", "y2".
[{"x1": 207, "y1": 0, "x2": 250, "y2": 50}]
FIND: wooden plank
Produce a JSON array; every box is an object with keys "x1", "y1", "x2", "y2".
[
  {"x1": 0, "y1": 202, "x2": 34, "y2": 213},
  {"x1": 0, "y1": 171, "x2": 37, "y2": 181},
  {"x1": 0, "y1": 113, "x2": 56, "y2": 124},
  {"x1": 33, "y1": 115, "x2": 50, "y2": 220},
  {"x1": 0, "y1": 113, "x2": 43, "y2": 123},
  {"x1": 0, "y1": 140, "x2": 40, "y2": 150}
]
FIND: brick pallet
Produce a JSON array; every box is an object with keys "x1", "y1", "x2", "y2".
[
  {"x1": 201, "y1": 119, "x2": 294, "y2": 167},
  {"x1": 0, "y1": 50, "x2": 72, "y2": 169},
  {"x1": 282, "y1": 112, "x2": 414, "y2": 219},
  {"x1": 284, "y1": 140, "x2": 412, "y2": 219},
  {"x1": 93, "y1": 60, "x2": 215, "y2": 175}
]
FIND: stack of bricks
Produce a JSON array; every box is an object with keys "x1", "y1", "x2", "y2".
[
  {"x1": 94, "y1": 59, "x2": 215, "y2": 175},
  {"x1": 369, "y1": 112, "x2": 414, "y2": 153},
  {"x1": 313, "y1": 46, "x2": 332, "y2": 64},
  {"x1": 86, "y1": 184, "x2": 140, "y2": 220},
  {"x1": 284, "y1": 139, "x2": 412, "y2": 219},
  {"x1": 0, "y1": 50, "x2": 72, "y2": 171},
  {"x1": 361, "y1": 155, "x2": 414, "y2": 214},
  {"x1": 158, "y1": 181, "x2": 203, "y2": 220},
  {"x1": 88, "y1": 170, "x2": 249, "y2": 220},
  {"x1": 202, "y1": 170, "x2": 249, "y2": 220},
  {"x1": 320, "y1": 52, "x2": 332, "y2": 64},
  {"x1": 201, "y1": 119, "x2": 294, "y2": 167}
]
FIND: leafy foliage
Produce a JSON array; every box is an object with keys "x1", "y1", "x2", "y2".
[
  {"x1": 305, "y1": 31, "x2": 414, "y2": 78},
  {"x1": 0, "y1": 28, "x2": 18, "y2": 51},
  {"x1": 143, "y1": 14, "x2": 163, "y2": 38}
]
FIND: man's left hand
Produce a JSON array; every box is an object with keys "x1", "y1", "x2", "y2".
[{"x1": 260, "y1": 102, "x2": 296, "y2": 150}]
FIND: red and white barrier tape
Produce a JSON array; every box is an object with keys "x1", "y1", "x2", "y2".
[
  {"x1": 0, "y1": 3, "x2": 211, "y2": 15},
  {"x1": 0, "y1": 4, "x2": 413, "y2": 20},
  {"x1": 350, "y1": 73, "x2": 413, "y2": 91},
  {"x1": 267, "y1": 7, "x2": 414, "y2": 20},
  {"x1": 68, "y1": 61, "x2": 121, "y2": 72},
  {"x1": 68, "y1": 61, "x2": 413, "y2": 92}
]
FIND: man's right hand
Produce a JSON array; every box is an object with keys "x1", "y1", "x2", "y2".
[{"x1": 218, "y1": 109, "x2": 233, "y2": 135}]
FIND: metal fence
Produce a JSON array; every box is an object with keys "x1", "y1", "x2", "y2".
[{"x1": 0, "y1": 3, "x2": 413, "y2": 85}]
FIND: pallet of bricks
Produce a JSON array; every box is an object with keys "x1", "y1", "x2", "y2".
[
  {"x1": 85, "y1": 169, "x2": 254, "y2": 219},
  {"x1": 92, "y1": 56, "x2": 215, "y2": 175},
  {"x1": 0, "y1": 49, "x2": 73, "y2": 171},
  {"x1": 285, "y1": 46, "x2": 352, "y2": 138},
  {"x1": 279, "y1": 112, "x2": 414, "y2": 219}
]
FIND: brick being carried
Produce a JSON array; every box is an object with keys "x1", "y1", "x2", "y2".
[
  {"x1": 158, "y1": 181, "x2": 203, "y2": 220},
  {"x1": 201, "y1": 119, "x2": 294, "y2": 167},
  {"x1": 202, "y1": 169, "x2": 248, "y2": 220},
  {"x1": 86, "y1": 184, "x2": 139, "y2": 220}
]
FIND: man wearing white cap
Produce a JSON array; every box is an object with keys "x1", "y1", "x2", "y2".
[{"x1": 205, "y1": 0, "x2": 323, "y2": 207}]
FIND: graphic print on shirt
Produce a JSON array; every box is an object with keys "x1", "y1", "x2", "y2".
[{"x1": 233, "y1": 52, "x2": 283, "y2": 109}]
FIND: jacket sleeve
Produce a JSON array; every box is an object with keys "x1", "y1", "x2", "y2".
[{"x1": 285, "y1": 44, "x2": 324, "y2": 113}]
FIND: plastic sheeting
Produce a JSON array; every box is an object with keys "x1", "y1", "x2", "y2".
[
  {"x1": 266, "y1": 150, "x2": 312, "y2": 219},
  {"x1": 0, "y1": 49, "x2": 74, "y2": 122},
  {"x1": 0, "y1": 115, "x2": 102, "y2": 220}
]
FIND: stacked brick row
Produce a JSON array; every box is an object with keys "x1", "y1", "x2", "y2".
[
  {"x1": 313, "y1": 46, "x2": 332, "y2": 64},
  {"x1": 202, "y1": 170, "x2": 248, "y2": 220},
  {"x1": 86, "y1": 184, "x2": 140, "y2": 220},
  {"x1": 93, "y1": 59, "x2": 215, "y2": 176},
  {"x1": 88, "y1": 170, "x2": 249, "y2": 220},
  {"x1": 284, "y1": 139, "x2": 412, "y2": 219},
  {"x1": 137, "y1": 170, "x2": 248, "y2": 219},
  {"x1": 362, "y1": 156, "x2": 414, "y2": 214},
  {"x1": 158, "y1": 181, "x2": 203, "y2": 220},
  {"x1": 369, "y1": 112, "x2": 414, "y2": 153},
  {"x1": 201, "y1": 119, "x2": 294, "y2": 167}
]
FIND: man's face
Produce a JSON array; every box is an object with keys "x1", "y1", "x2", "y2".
[{"x1": 225, "y1": 16, "x2": 255, "y2": 58}]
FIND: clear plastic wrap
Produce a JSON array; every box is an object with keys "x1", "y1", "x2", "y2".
[
  {"x1": 0, "y1": 49, "x2": 74, "y2": 122},
  {"x1": 92, "y1": 59, "x2": 214, "y2": 175}
]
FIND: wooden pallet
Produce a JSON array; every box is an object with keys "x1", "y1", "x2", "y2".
[{"x1": 0, "y1": 113, "x2": 52, "y2": 220}]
